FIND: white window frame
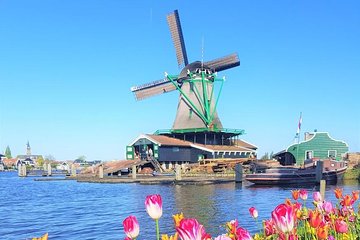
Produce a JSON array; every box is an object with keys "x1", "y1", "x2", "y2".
[
  {"x1": 305, "y1": 150, "x2": 313, "y2": 160},
  {"x1": 328, "y1": 150, "x2": 337, "y2": 158}
]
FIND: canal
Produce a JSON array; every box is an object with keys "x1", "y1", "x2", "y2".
[{"x1": 0, "y1": 171, "x2": 358, "y2": 239}]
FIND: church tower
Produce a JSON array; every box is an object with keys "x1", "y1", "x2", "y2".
[{"x1": 26, "y1": 141, "x2": 31, "y2": 155}]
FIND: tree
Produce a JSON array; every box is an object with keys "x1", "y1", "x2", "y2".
[
  {"x1": 36, "y1": 156, "x2": 45, "y2": 167},
  {"x1": 5, "y1": 146, "x2": 12, "y2": 159},
  {"x1": 45, "y1": 154, "x2": 56, "y2": 161},
  {"x1": 77, "y1": 155, "x2": 86, "y2": 161},
  {"x1": 261, "y1": 152, "x2": 269, "y2": 160}
]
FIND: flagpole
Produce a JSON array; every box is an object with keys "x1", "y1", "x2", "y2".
[{"x1": 296, "y1": 112, "x2": 302, "y2": 166}]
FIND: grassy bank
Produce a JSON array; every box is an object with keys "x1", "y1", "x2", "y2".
[{"x1": 344, "y1": 167, "x2": 360, "y2": 180}]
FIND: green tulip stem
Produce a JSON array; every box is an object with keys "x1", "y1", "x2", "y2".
[{"x1": 155, "y1": 219, "x2": 160, "y2": 240}]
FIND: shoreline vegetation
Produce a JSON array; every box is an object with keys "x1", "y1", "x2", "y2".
[{"x1": 343, "y1": 168, "x2": 360, "y2": 180}]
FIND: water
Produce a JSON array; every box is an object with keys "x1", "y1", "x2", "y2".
[{"x1": 0, "y1": 172, "x2": 358, "y2": 240}]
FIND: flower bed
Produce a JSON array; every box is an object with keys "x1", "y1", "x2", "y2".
[{"x1": 123, "y1": 189, "x2": 359, "y2": 240}]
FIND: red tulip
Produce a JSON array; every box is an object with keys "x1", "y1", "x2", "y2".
[
  {"x1": 335, "y1": 219, "x2": 348, "y2": 233},
  {"x1": 278, "y1": 232, "x2": 298, "y2": 240},
  {"x1": 176, "y1": 218, "x2": 211, "y2": 240},
  {"x1": 264, "y1": 219, "x2": 276, "y2": 236},
  {"x1": 249, "y1": 207, "x2": 258, "y2": 219},
  {"x1": 334, "y1": 188, "x2": 343, "y2": 199},
  {"x1": 308, "y1": 210, "x2": 322, "y2": 228},
  {"x1": 299, "y1": 189, "x2": 308, "y2": 201},
  {"x1": 122, "y1": 216, "x2": 140, "y2": 239},
  {"x1": 340, "y1": 195, "x2": 352, "y2": 207},
  {"x1": 235, "y1": 227, "x2": 253, "y2": 240},
  {"x1": 352, "y1": 190, "x2": 359, "y2": 202},
  {"x1": 271, "y1": 204, "x2": 295, "y2": 233},
  {"x1": 291, "y1": 190, "x2": 300, "y2": 201},
  {"x1": 145, "y1": 194, "x2": 163, "y2": 220},
  {"x1": 316, "y1": 224, "x2": 329, "y2": 240}
]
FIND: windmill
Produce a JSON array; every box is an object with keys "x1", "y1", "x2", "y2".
[{"x1": 131, "y1": 10, "x2": 243, "y2": 145}]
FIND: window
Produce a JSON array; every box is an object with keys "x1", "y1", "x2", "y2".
[
  {"x1": 172, "y1": 147, "x2": 179, "y2": 152},
  {"x1": 328, "y1": 150, "x2": 337, "y2": 159},
  {"x1": 305, "y1": 150, "x2": 313, "y2": 159}
]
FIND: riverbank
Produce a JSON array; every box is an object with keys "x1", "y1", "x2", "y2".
[
  {"x1": 66, "y1": 174, "x2": 236, "y2": 185},
  {"x1": 343, "y1": 167, "x2": 360, "y2": 180}
]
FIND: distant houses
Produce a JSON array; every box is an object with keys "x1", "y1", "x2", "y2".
[
  {"x1": 16, "y1": 142, "x2": 43, "y2": 167},
  {"x1": 0, "y1": 154, "x2": 4, "y2": 171}
]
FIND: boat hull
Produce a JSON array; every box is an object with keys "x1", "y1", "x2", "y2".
[{"x1": 245, "y1": 166, "x2": 347, "y2": 185}]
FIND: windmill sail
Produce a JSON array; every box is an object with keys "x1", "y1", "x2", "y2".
[
  {"x1": 131, "y1": 79, "x2": 177, "y2": 100},
  {"x1": 205, "y1": 53, "x2": 240, "y2": 72},
  {"x1": 167, "y1": 10, "x2": 188, "y2": 68}
]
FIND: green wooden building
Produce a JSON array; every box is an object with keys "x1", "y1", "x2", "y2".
[{"x1": 274, "y1": 131, "x2": 349, "y2": 166}]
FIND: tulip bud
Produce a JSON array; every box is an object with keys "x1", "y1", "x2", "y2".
[
  {"x1": 299, "y1": 189, "x2": 308, "y2": 201},
  {"x1": 123, "y1": 215, "x2": 140, "y2": 239},
  {"x1": 249, "y1": 207, "x2": 258, "y2": 219},
  {"x1": 313, "y1": 191, "x2": 322, "y2": 202},
  {"x1": 145, "y1": 194, "x2": 163, "y2": 220}
]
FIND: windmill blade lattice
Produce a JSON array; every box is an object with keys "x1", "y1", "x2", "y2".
[
  {"x1": 131, "y1": 79, "x2": 178, "y2": 100},
  {"x1": 204, "y1": 53, "x2": 240, "y2": 72},
  {"x1": 167, "y1": 10, "x2": 188, "y2": 68}
]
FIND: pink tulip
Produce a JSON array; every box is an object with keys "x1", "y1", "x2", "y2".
[
  {"x1": 299, "y1": 189, "x2": 308, "y2": 201},
  {"x1": 214, "y1": 235, "x2": 232, "y2": 240},
  {"x1": 313, "y1": 191, "x2": 322, "y2": 202},
  {"x1": 176, "y1": 218, "x2": 210, "y2": 240},
  {"x1": 322, "y1": 201, "x2": 333, "y2": 214},
  {"x1": 122, "y1": 216, "x2": 140, "y2": 239},
  {"x1": 145, "y1": 194, "x2": 163, "y2": 220},
  {"x1": 271, "y1": 204, "x2": 295, "y2": 233},
  {"x1": 235, "y1": 227, "x2": 253, "y2": 240},
  {"x1": 335, "y1": 219, "x2": 348, "y2": 233},
  {"x1": 249, "y1": 207, "x2": 258, "y2": 219}
]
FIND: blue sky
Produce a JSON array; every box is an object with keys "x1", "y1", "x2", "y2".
[{"x1": 0, "y1": 1, "x2": 359, "y2": 161}]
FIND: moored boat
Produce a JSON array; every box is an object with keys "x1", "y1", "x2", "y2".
[{"x1": 245, "y1": 158, "x2": 347, "y2": 185}]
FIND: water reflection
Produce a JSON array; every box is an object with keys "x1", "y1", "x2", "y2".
[
  {"x1": 171, "y1": 184, "x2": 221, "y2": 234},
  {"x1": 0, "y1": 172, "x2": 358, "y2": 239}
]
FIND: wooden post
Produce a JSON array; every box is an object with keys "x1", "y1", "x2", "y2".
[
  {"x1": 99, "y1": 164, "x2": 104, "y2": 179},
  {"x1": 18, "y1": 164, "x2": 23, "y2": 177},
  {"x1": 47, "y1": 163, "x2": 52, "y2": 176},
  {"x1": 316, "y1": 160, "x2": 324, "y2": 183},
  {"x1": 175, "y1": 164, "x2": 182, "y2": 181},
  {"x1": 71, "y1": 164, "x2": 77, "y2": 177},
  {"x1": 235, "y1": 163, "x2": 243, "y2": 183},
  {"x1": 23, "y1": 164, "x2": 27, "y2": 177},
  {"x1": 43, "y1": 163, "x2": 47, "y2": 171},
  {"x1": 320, "y1": 180, "x2": 326, "y2": 200},
  {"x1": 132, "y1": 165, "x2": 137, "y2": 179}
]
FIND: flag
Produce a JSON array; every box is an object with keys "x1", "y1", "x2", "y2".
[{"x1": 296, "y1": 112, "x2": 302, "y2": 137}]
